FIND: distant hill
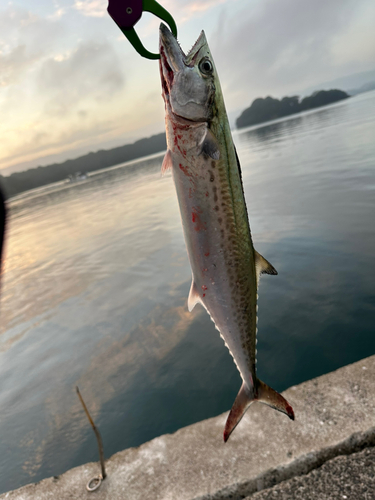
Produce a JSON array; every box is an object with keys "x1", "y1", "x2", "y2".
[
  {"x1": 349, "y1": 81, "x2": 375, "y2": 96},
  {"x1": 299, "y1": 69, "x2": 375, "y2": 97},
  {"x1": 0, "y1": 133, "x2": 166, "y2": 200},
  {"x1": 236, "y1": 89, "x2": 349, "y2": 129}
]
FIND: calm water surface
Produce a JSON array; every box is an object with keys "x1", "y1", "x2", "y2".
[{"x1": 1, "y1": 91, "x2": 375, "y2": 492}]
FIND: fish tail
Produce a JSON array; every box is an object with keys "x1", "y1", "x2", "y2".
[
  {"x1": 224, "y1": 380, "x2": 294, "y2": 442},
  {"x1": 224, "y1": 382, "x2": 253, "y2": 442}
]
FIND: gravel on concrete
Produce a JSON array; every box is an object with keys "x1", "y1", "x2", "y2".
[{"x1": 247, "y1": 446, "x2": 375, "y2": 500}]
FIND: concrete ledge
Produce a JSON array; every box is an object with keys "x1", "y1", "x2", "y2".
[{"x1": 3, "y1": 356, "x2": 375, "y2": 500}]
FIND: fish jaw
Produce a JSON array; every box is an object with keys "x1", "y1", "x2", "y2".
[{"x1": 159, "y1": 24, "x2": 215, "y2": 123}]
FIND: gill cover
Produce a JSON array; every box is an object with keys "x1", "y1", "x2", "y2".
[{"x1": 159, "y1": 24, "x2": 216, "y2": 122}]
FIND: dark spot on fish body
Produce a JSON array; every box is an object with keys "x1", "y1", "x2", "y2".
[
  {"x1": 208, "y1": 170, "x2": 215, "y2": 182},
  {"x1": 211, "y1": 160, "x2": 216, "y2": 169},
  {"x1": 218, "y1": 217, "x2": 222, "y2": 224},
  {"x1": 214, "y1": 205, "x2": 219, "y2": 211}
]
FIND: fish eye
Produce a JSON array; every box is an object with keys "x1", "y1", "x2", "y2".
[{"x1": 199, "y1": 58, "x2": 213, "y2": 75}]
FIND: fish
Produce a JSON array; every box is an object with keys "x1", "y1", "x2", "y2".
[{"x1": 159, "y1": 24, "x2": 294, "y2": 442}]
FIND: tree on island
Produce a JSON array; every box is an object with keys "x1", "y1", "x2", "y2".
[
  {"x1": 236, "y1": 89, "x2": 349, "y2": 129},
  {"x1": 0, "y1": 133, "x2": 167, "y2": 200}
]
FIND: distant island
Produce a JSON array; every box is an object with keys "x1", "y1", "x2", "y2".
[
  {"x1": 0, "y1": 133, "x2": 167, "y2": 200},
  {"x1": 236, "y1": 89, "x2": 349, "y2": 129}
]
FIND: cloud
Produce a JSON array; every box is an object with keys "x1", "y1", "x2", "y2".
[
  {"x1": 0, "y1": 7, "x2": 65, "y2": 87},
  {"x1": 0, "y1": 7, "x2": 64, "y2": 53},
  {"x1": 0, "y1": 44, "x2": 41, "y2": 87},
  {"x1": 37, "y1": 40, "x2": 125, "y2": 116},
  {"x1": 74, "y1": 0, "x2": 106, "y2": 18},
  {"x1": 210, "y1": 0, "x2": 375, "y2": 107},
  {"x1": 0, "y1": 4, "x2": 127, "y2": 173},
  {"x1": 163, "y1": 0, "x2": 228, "y2": 23}
]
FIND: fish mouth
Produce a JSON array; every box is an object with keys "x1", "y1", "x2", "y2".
[
  {"x1": 159, "y1": 24, "x2": 185, "y2": 99},
  {"x1": 159, "y1": 24, "x2": 206, "y2": 96},
  {"x1": 159, "y1": 24, "x2": 207, "y2": 125},
  {"x1": 159, "y1": 45, "x2": 174, "y2": 98}
]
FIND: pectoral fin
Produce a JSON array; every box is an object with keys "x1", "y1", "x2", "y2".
[
  {"x1": 197, "y1": 128, "x2": 220, "y2": 160},
  {"x1": 255, "y1": 250, "x2": 277, "y2": 287},
  {"x1": 161, "y1": 149, "x2": 173, "y2": 175}
]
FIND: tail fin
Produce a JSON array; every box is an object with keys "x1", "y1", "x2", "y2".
[
  {"x1": 224, "y1": 383, "x2": 253, "y2": 443},
  {"x1": 256, "y1": 379, "x2": 295, "y2": 420},
  {"x1": 224, "y1": 380, "x2": 294, "y2": 442}
]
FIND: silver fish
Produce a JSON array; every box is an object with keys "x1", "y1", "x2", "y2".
[{"x1": 159, "y1": 24, "x2": 294, "y2": 442}]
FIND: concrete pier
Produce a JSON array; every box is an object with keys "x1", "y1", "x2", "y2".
[{"x1": 2, "y1": 355, "x2": 375, "y2": 500}]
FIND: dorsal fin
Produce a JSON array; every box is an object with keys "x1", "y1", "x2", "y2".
[
  {"x1": 255, "y1": 250, "x2": 277, "y2": 288},
  {"x1": 161, "y1": 149, "x2": 173, "y2": 176},
  {"x1": 187, "y1": 279, "x2": 202, "y2": 312},
  {"x1": 197, "y1": 128, "x2": 220, "y2": 160}
]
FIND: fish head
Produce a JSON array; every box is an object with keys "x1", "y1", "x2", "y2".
[{"x1": 159, "y1": 24, "x2": 218, "y2": 123}]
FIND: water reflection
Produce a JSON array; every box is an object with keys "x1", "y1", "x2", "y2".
[
  {"x1": 240, "y1": 115, "x2": 303, "y2": 144},
  {"x1": 0, "y1": 91, "x2": 374, "y2": 493}
]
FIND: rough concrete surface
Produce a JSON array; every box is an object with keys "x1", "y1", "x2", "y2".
[
  {"x1": 2, "y1": 356, "x2": 375, "y2": 500},
  {"x1": 248, "y1": 446, "x2": 375, "y2": 500}
]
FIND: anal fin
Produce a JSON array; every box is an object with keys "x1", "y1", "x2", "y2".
[{"x1": 187, "y1": 279, "x2": 202, "y2": 312}]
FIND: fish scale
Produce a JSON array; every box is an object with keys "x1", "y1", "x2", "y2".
[{"x1": 159, "y1": 24, "x2": 294, "y2": 441}]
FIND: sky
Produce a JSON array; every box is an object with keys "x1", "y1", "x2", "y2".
[{"x1": 1, "y1": 0, "x2": 374, "y2": 174}]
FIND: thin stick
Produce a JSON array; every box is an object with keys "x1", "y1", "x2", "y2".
[{"x1": 76, "y1": 386, "x2": 107, "y2": 480}]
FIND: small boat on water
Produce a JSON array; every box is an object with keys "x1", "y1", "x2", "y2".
[{"x1": 67, "y1": 172, "x2": 88, "y2": 183}]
